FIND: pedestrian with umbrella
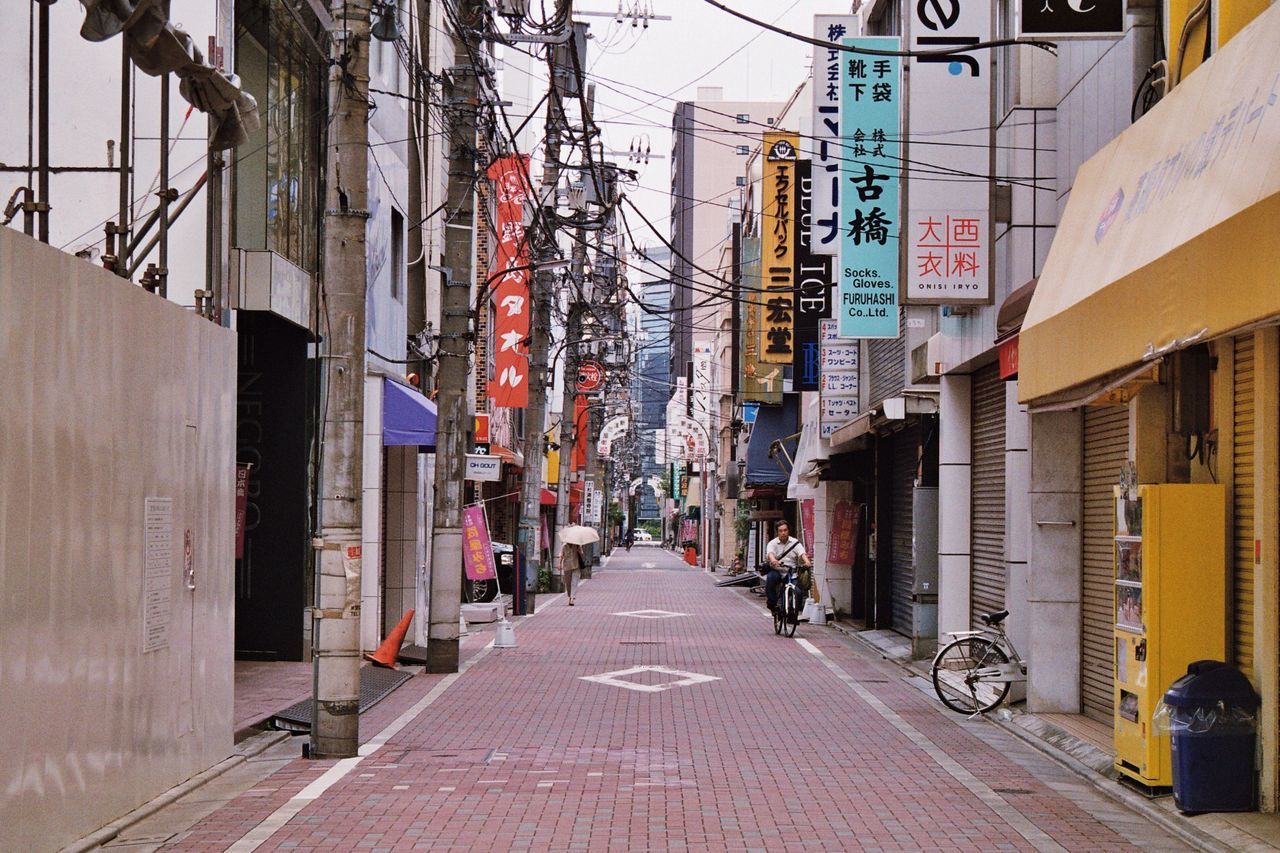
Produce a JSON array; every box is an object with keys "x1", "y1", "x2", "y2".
[{"x1": 558, "y1": 524, "x2": 598, "y2": 606}]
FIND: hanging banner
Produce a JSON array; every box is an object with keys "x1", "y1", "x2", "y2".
[
  {"x1": 906, "y1": 0, "x2": 991, "y2": 304},
  {"x1": 740, "y1": 235, "x2": 783, "y2": 404},
  {"x1": 819, "y1": 319, "x2": 860, "y2": 438},
  {"x1": 692, "y1": 340, "x2": 714, "y2": 421},
  {"x1": 801, "y1": 499, "x2": 816, "y2": 553},
  {"x1": 810, "y1": 15, "x2": 861, "y2": 256},
  {"x1": 794, "y1": 160, "x2": 832, "y2": 391},
  {"x1": 487, "y1": 155, "x2": 532, "y2": 408},
  {"x1": 462, "y1": 505, "x2": 497, "y2": 581},
  {"x1": 760, "y1": 132, "x2": 799, "y2": 364},
  {"x1": 826, "y1": 499, "x2": 860, "y2": 565},
  {"x1": 839, "y1": 37, "x2": 901, "y2": 339}
]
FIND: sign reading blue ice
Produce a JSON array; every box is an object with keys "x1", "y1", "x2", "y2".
[{"x1": 839, "y1": 38, "x2": 901, "y2": 339}]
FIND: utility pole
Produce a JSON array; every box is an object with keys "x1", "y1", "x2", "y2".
[
  {"x1": 553, "y1": 227, "x2": 590, "y2": 553},
  {"x1": 312, "y1": 0, "x2": 372, "y2": 760},
  {"x1": 516, "y1": 0, "x2": 573, "y2": 612},
  {"x1": 427, "y1": 0, "x2": 482, "y2": 672}
]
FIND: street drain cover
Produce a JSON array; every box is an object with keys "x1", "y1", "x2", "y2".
[
  {"x1": 992, "y1": 788, "x2": 1033, "y2": 795},
  {"x1": 269, "y1": 667, "x2": 412, "y2": 732},
  {"x1": 619, "y1": 641, "x2": 665, "y2": 645}
]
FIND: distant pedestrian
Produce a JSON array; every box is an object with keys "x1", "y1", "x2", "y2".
[{"x1": 559, "y1": 542, "x2": 585, "y2": 606}]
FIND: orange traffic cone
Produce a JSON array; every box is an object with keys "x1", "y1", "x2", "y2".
[{"x1": 365, "y1": 608, "x2": 414, "y2": 669}]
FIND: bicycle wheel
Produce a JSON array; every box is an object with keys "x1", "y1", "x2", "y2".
[
  {"x1": 772, "y1": 594, "x2": 784, "y2": 635},
  {"x1": 931, "y1": 637, "x2": 1011, "y2": 714},
  {"x1": 783, "y1": 586, "x2": 799, "y2": 637}
]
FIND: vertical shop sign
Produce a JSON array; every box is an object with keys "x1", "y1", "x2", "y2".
[
  {"x1": 819, "y1": 319, "x2": 860, "y2": 438},
  {"x1": 461, "y1": 505, "x2": 497, "y2": 581},
  {"x1": 741, "y1": 235, "x2": 783, "y2": 404},
  {"x1": 794, "y1": 160, "x2": 832, "y2": 391},
  {"x1": 692, "y1": 340, "x2": 714, "y2": 421},
  {"x1": 760, "y1": 132, "x2": 798, "y2": 364},
  {"x1": 826, "y1": 499, "x2": 860, "y2": 565},
  {"x1": 811, "y1": 15, "x2": 861, "y2": 256},
  {"x1": 487, "y1": 155, "x2": 532, "y2": 407},
  {"x1": 839, "y1": 37, "x2": 901, "y2": 339},
  {"x1": 906, "y1": 0, "x2": 991, "y2": 304}
]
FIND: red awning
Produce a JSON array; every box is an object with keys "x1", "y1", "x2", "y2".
[
  {"x1": 541, "y1": 488, "x2": 556, "y2": 506},
  {"x1": 488, "y1": 443, "x2": 524, "y2": 468}
]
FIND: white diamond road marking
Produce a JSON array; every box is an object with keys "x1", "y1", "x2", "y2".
[
  {"x1": 611, "y1": 609, "x2": 688, "y2": 619},
  {"x1": 642, "y1": 562, "x2": 656, "y2": 568},
  {"x1": 579, "y1": 665, "x2": 721, "y2": 694}
]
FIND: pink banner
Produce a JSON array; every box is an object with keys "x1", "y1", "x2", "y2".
[
  {"x1": 487, "y1": 155, "x2": 532, "y2": 408},
  {"x1": 462, "y1": 505, "x2": 497, "y2": 581},
  {"x1": 801, "y1": 499, "x2": 815, "y2": 552},
  {"x1": 234, "y1": 463, "x2": 251, "y2": 560},
  {"x1": 826, "y1": 500, "x2": 859, "y2": 565}
]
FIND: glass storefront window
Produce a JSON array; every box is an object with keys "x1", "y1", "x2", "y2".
[{"x1": 234, "y1": 0, "x2": 324, "y2": 273}]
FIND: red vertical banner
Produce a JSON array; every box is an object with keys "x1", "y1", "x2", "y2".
[
  {"x1": 826, "y1": 500, "x2": 860, "y2": 565},
  {"x1": 801, "y1": 499, "x2": 816, "y2": 553},
  {"x1": 486, "y1": 155, "x2": 532, "y2": 408},
  {"x1": 462, "y1": 505, "x2": 497, "y2": 581},
  {"x1": 572, "y1": 394, "x2": 589, "y2": 472}
]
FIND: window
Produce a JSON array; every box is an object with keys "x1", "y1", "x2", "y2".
[
  {"x1": 390, "y1": 208, "x2": 405, "y2": 301},
  {"x1": 736, "y1": 113, "x2": 750, "y2": 124},
  {"x1": 735, "y1": 145, "x2": 750, "y2": 155},
  {"x1": 735, "y1": 176, "x2": 746, "y2": 187}
]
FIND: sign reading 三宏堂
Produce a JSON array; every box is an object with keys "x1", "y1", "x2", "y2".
[
  {"x1": 819, "y1": 319, "x2": 860, "y2": 438},
  {"x1": 839, "y1": 38, "x2": 901, "y2": 339},
  {"x1": 1019, "y1": 0, "x2": 1125, "y2": 39},
  {"x1": 760, "y1": 132, "x2": 799, "y2": 364},
  {"x1": 794, "y1": 160, "x2": 832, "y2": 392},
  {"x1": 810, "y1": 15, "x2": 861, "y2": 257},
  {"x1": 741, "y1": 235, "x2": 783, "y2": 404},
  {"x1": 906, "y1": 0, "x2": 990, "y2": 304}
]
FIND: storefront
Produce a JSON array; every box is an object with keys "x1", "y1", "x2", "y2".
[{"x1": 1020, "y1": 6, "x2": 1280, "y2": 809}]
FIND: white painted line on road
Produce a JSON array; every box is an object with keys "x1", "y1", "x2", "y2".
[
  {"x1": 611, "y1": 609, "x2": 688, "y2": 619},
  {"x1": 226, "y1": 641, "x2": 497, "y2": 852},
  {"x1": 794, "y1": 638, "x2": 1067, "y2": 853}
]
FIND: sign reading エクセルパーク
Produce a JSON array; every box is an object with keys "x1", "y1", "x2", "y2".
[
  {"x1": 760, "y1": 132, "x2": 799, "y2": 364},
  {"x1": 906, "y1": 0, "x2": 990, "y2": 304},
  {"x1": 839, "y1": 38, "x2": 901, "y2": 339}
]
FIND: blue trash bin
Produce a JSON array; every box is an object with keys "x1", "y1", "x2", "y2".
[{"x1": 1159, "y1": 660, "x2": 1260, "y2": 813}]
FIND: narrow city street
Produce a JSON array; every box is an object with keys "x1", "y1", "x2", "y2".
[{"x1": 141, "y1": 547, "x2": 1188, "y2": 852}]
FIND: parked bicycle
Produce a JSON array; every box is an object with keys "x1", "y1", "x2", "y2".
[{"x1": 931, "y1": 609, "x2": 1027, "y2": 715}]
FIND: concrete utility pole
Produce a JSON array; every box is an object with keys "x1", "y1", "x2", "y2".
[
  {"x1": 312, "y1": 0, "x2": 372, "y2": 760},
  {"x1": 516, "y1": 1, "x2": 573, "y2": 612},
  {"x1": 427, "y1": 0, "x2": 482, "y2": 672}
]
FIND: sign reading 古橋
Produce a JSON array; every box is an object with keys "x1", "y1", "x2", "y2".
[
  {"x1": 810, "y1": 15, "x2": 861, "y2": 257},
  {"x1": 838, "y1": 38, "x2": 901, "y2": 339},
  {"x1": 760, "y1": 132, "x2": 799, "y2": 364},
  {"x1": 905, "y1": 0, "x2": 991, "y2": 305}
]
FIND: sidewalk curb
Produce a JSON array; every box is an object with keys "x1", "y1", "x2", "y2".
[
  {"x1": 62, "y1": 729, "x2": 290, "y2": 853},
  {"x1": 825, "y1": 620, "x2": 1241, "y2": 853}
]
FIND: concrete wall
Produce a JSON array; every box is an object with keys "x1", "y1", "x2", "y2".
[{"x1": 0, "y1": 229, "x2": 236, "y2": 850}]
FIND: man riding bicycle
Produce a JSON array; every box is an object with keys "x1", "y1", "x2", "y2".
[{"x1": 764, "y1": 521, "x2": 811, "y2": 614}]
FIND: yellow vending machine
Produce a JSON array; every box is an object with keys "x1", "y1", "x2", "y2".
[{"x1": 1113, "y1": 483, "x2": 1226, "y2": 787}]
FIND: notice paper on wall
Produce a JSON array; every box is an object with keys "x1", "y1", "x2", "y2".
[{"x1": 143, "y1": 497, "x2": 174, "y2": 654}]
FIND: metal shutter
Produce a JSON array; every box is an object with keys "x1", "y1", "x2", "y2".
[
  {"x1": 891, "y1": 425, "x2": 919, "y2": 632},
  {"x1": 1233, "y1": 334, "x2": 1256, "y2": 674},
  {"x1": 868, "y1": 312, "x2": 907, "y2": 404},
  {"x1": 1081, "y1": 406, "x2": 1128, "y2": 722},
  {"x1": 971, "y1": 364, "x2": 1007, "y2": 627}
]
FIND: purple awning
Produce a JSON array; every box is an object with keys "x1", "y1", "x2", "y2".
[{"x1": 383, "y1": 379, "x2": 436, "y2": 448}]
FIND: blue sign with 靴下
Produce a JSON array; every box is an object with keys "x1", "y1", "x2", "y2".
[{"x1": 839, "y1": 37, "x2": 901, "y2": 339}]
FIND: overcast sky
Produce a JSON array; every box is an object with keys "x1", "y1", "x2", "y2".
[{"x1": 580, "y1": 1, "x2": 832, "y2": 254}]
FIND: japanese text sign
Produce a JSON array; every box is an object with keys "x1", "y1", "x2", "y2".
[
  {"x1": 810, "y1": 15, "x2": 860, "y2": 256},
  {"x1": 906, "y1": 0, "x2": 990, "y2": 304},
  {"x1": 760, "y1": 132, "x2": 799, "y2": 364},
  {"x1": 826, "y1": 499, "x2": 860, "y2": 565},
  {"x1": 487, "y1": 155, "x2": 532, "y2": 408},
  {"x1": 741, "y1": 235, "x2": 783, "y2": 404},
  {"x1": 819, "y1": 319, "x2": 860, "y2": 439},
  {"x1": 839, "y1": 38, "x2": 901, "y2": 338},
  {"x1": 462, "y1": 505, "x2": 497, "y2": 581}
]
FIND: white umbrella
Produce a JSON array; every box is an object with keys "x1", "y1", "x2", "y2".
[{"x1": 559, "y1": 525, "x2": 600, "y2": 546}]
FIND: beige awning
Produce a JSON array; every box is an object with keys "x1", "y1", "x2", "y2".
[{"x1": 1019, "y1": 4, "x2": 1280, "y2": 404}]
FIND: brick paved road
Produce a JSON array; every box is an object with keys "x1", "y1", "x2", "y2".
[{"x1": 165, "y1": 546, "x2": 1189, "y2": 852}]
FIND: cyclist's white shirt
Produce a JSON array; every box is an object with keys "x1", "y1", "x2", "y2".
[{"x1": 766, "y1": 537, "x2": 807, "y2": 570}]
